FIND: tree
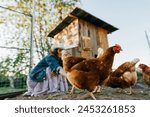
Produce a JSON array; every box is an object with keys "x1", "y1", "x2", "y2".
[
  {"x1": 10, "y1": 0, "x2": 80, "y2": 60},
  {"x1": 0, "y1": 0, "x2": 80, "y2": 80},
  {"x1": 0, "y1": 50, "x2": 29, "y2": 77}
]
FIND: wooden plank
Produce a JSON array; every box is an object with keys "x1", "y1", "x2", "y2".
[
  {"x1": 98, "y1": 27, "x2": 109, "y2": 51},
  {"x1": 54, "y1": 19, "x2": 79, "y2": 51},
  {"x1": 53, "y1": 18, "x2": 109, "y2": 58},
  {"x1": 79, "y1": 19, "x2": 100, "y2": 57}
]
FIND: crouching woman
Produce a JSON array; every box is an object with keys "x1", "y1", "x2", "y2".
[{"x1": 23, "y1": 47, "x2": 68, "y2": 96}]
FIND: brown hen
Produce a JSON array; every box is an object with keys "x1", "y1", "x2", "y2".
[
  {"x1": 139, "y1": 64, "x2": 150, "y2": 87},
  {"x1": 103, "y1": 58, "x2": 140, "y2": 94},
  {"x1": 67, "y1": 44, "x2": 122, "y2": 99}
]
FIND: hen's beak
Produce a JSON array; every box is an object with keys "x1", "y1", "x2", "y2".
[
  {"x1": 116, "y1": 48, "x2": 123, "y2": 53},
  {"x1": 120, "y1": 48, "x2": 123, "y2": 51}
]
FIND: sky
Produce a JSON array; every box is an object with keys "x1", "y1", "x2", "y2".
[
  {"x1": 80, "y1": 0, "x2": 150, "y2": 68},
  {"x1": 0, "y1": 0, "x2": 150, "y2": 68}
]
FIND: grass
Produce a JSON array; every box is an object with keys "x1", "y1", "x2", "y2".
[{"x1": 0, "y1": 87, "x2": 26, "y2": 94}]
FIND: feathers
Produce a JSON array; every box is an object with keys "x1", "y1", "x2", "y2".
[
  {"x1": 139, "y1": 64, "x2": 150, "y2": 87},
  {"x1": 61, "y1": 50, "x2": 86, "y2": 72},
  {"x1": 65, "y1": 44, "x2": 122, "y2": 99},
  {"x1": 103, "y1": 58, "x2": 139, "y2": 94}
]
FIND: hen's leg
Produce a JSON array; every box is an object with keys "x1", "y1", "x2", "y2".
[
  {"x1": 117, "y1": 88, "x2": 123, "y2": 93},
  {"x1": 147, "y1": 86, "x2": 150, "y2": 90},
  {"x1": 96, "y1": 85, "x2": 103, "y2": 93},
  {"x1": 129, "y1": 87, "x2": 132, "y2": 94},
  {"x1": 89, "y1": 92, "x2": 96, "y2": 100},
  {"x1": 93, "y1": 86, "x2": 98, "y2": 93},
  {"x1": 93, "y1": 85, "x2": 103, "y2": 93},
  {"x1": 125, "y1": 87, "x2": 132, "y2": 95},
  {"x1": 69, "y1": 86, "x2": 75, "y2": 95}
]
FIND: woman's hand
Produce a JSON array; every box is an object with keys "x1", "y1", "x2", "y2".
[
  {"x1": 51, "y1": 72, "x2": 57, "y2": 77},
  {"x1": 59, "y1": 67, "x2": 67, "y2": 77}
]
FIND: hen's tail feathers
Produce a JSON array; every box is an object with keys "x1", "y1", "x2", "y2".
[{"x1": 131, "y1": 58, "x2": 140, "y2": 64}]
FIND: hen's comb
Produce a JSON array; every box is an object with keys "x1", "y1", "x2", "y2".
[{"x1": 115, "y1": 44, "x2": 121, "y2": 47}]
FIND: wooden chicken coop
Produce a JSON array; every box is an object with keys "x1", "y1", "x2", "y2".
[{"x1": 48, "y1": 7, "x2": 118, "y2": 58}]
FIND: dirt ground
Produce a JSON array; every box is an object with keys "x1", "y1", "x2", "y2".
[{"x1": 7, "y1": 78, "x2": 150, "y2": 100}]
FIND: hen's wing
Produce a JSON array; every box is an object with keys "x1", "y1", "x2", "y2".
[
  {"x1": 144, "y1": 67, "x2": 150, "y2": 75},
  {"x1": 143, "y1": 68, "x2": 150, "y2": 86},
  {"x1": 63, "y1": 56, "x2": 86, "y2": 72},
  {"x1": 70, "y1": 58, "x2": 100, "y2": 72}
]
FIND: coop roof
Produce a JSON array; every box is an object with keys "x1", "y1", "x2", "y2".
[{"x1": 48, "y1": 7, "x2": 118, "y2": 38}]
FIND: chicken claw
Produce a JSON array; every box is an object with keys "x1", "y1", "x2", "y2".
[
  {"x1": 89, "y1": 92, "x2": 96, "y2": 100},
  {"x1": 68, "y1": 86, "x2": 75, "y2": 96},
  {"x1": 124, "y1": 87, "x2": 133, "y2": 95}
]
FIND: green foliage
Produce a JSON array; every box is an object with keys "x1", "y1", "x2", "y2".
[
  {"x1": 0, "y1": 1, "x2": 80, "y2": 90},
  {"x1": 0, "y1": 50, "x2": 29, "y2": 78},
  {"x1": 9, "y1": 0, "x2": 81, "y2": 59},
  {"x1": 1, "y1": 0, "x2": 80, "y2": 58},
  {"x1": 137, "y1": 71, "x2": 143, "y2": 79}
]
